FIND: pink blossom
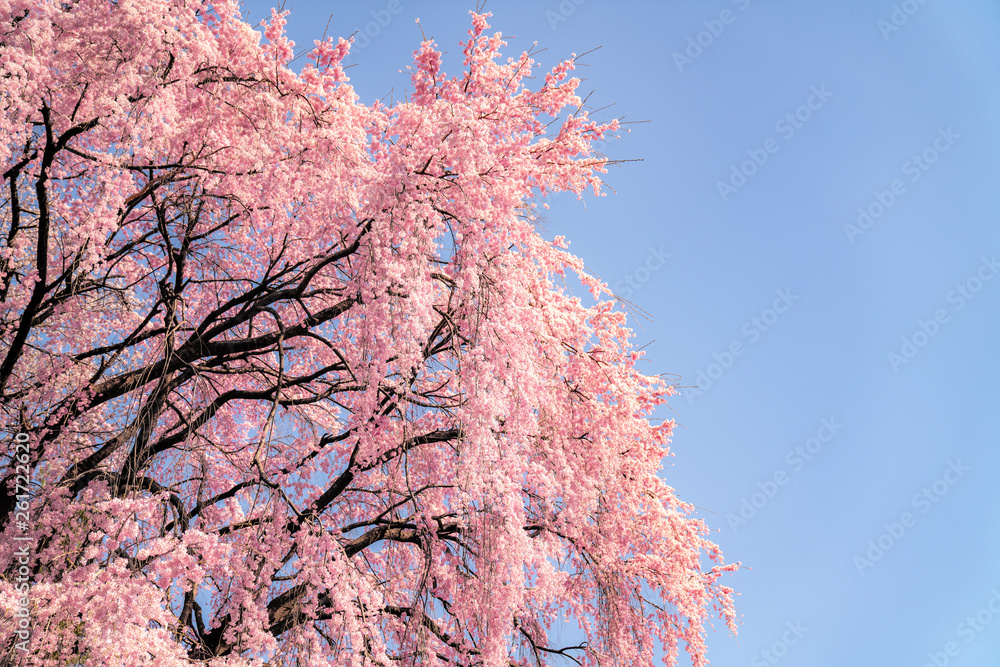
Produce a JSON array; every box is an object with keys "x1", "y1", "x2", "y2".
[{"x1": 0, "y1": 4, "x2": 737, "y2": 666}]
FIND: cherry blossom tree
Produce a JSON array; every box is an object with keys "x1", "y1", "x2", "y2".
[{"x1": 0, "y1": 1, "x2": 738, "y2": 665}]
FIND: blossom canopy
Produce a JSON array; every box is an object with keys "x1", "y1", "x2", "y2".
[{"x1": 0, "y1": 1, "x2": 738, "y2": 665}]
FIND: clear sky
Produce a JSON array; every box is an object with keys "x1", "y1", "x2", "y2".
[{"x1": 238, "y1": 1, "x2": 1000, "y2": 665}]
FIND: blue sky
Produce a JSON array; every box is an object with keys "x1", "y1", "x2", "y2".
[{"x1": 238, "y1": 1, "x2": 1000, "y2": 665}]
